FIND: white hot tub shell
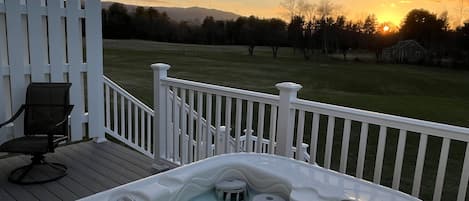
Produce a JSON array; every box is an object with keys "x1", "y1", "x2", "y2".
[{"x1": 79, "y1": 153, "x2": 421, "y2": 201}]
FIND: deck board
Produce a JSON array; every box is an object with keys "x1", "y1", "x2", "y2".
[
  {"x1": 0, "y1": 159, "x2": 41, "y2": 201},
  {"x1": 69, "y1": 143, "x2": 146, "y2": 179},
  {"x1": 67, "y1": 144, "x2": 142, "y2": 181},
  {"x1": 78, "y1": 142, "x2": 150, "y2": 177},
  {"x1": 0, "y1": 189, "x2": 16, "y2": 201},
  {"x1": 0, "y1": 140, "x2": 169, "y2": 201},
  {"x1": 59, "y1": 143, "x2": 133, "y2": 184},
  {"x1": 50, "y1": 151, "x2": 120, "y2": 188},
  {"x1": 3, "y1": 157, "x2": 71, "y2": 201}
]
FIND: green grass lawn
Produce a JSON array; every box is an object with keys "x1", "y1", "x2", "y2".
[
  {"x1": 104, "y1": 39, "x2": 469, "y2": 128},
  {"x1": 104, "y1": 39, "x2": 469, "y2": 201}
]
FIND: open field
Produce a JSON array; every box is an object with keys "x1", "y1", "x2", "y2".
[
  {"x1": 104, "y1": 39, "x2": 469, "y2": 128},
  {"x1": 104, "y1": 40, "x2": 469, "y2": 201}
]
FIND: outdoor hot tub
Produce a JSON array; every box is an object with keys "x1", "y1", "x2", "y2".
[{"x1": 79, "y1": 153, "x2": 421, "y2": 201}]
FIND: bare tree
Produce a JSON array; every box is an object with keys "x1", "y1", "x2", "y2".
[
  {"x1": 317, "y1": 0, "x2": 334, "y2": 18},
  {"x1": 317, "y1": 0, "x2": 339, "y2": 55},
  {"x1": 280, "y1": 0, "x2": 298, "y2": 20},
  {"x1": 300, "y1": 1, "x2": 317, "y2": 22}
]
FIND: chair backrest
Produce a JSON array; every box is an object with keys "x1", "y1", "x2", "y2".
[{"x1": 24, "y1": 83, "x2": 72, "y2": 136}]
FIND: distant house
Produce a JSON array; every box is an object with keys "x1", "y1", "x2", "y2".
[{"x1": 382, "y1": 40, "x2": 427, "y2": 64}]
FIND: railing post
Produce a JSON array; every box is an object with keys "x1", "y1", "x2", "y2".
[
  {"x1": 151, "y1": 63, "x2": 171, "y2": 166},
  {"x1": 275, "y1": 82, "x2": 302, "y2": 158},
  {"x1": 216, "y1": 126, "x2": 227, "y2": 155}
]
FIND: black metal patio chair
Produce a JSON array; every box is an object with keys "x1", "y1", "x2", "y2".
[{"x1": 0, "y1": 83, "x2": 73, "y2": 184}]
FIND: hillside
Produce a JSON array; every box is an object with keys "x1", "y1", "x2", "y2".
[{"x1": 102, "y1": 1, "x2": 241, "y2": 24}]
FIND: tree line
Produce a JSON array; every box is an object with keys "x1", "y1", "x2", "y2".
[{"x1": 102, "y1": 2, "x2": 469, "y2": 68}]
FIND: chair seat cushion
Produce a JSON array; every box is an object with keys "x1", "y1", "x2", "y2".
[{"x1": 0, "y1": 136, "x2": 63, "y2": 154}]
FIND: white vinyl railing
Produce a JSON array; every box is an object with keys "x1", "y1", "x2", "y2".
[
  {"x1": 151, "y1": 63, "x2": 469, "y2": 201},
  {"x1": 104, "y1": 74, "x2": 308, "y2": 164},
  {"x1": 291, "y1": 99, "x2": 469, "y2": 201},
  {"x1": 156, "y1": 73, "x2": 281, "y2": 162},
  {"x1": 103, "y1": 76, "x2": 154, "y2": 158}
]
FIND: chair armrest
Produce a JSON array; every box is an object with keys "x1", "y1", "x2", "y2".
[
  {"x1": 55, "y1": 105, "x2": 74, "y2": 127},
  {"x1": 45, "y1": 105, "x2": 74, "y2": 132},
  {"x1": 46, "y1": 105, "x2": 74, "y2": 151},
  {"x1": 0, "y1": 105, "x2": 26, "y2": 129}
]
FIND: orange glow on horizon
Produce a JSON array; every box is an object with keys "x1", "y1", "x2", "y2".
[
  {"x1": 108, "y1": 0, "x2": 467, "y2": 28},
  {"x1": 375, "y1": 12, "x2": 403, "y2": 27}
]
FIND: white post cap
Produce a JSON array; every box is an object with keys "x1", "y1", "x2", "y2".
[
  {"x1": 151, "y1": 63, "x2": 171, "y2": 71},
  {"x1": 275, "y1": 82, "x2": 302, "y2": 91},
  {"x1": 219, "y1": 126, "x2": 227, "y2": 132}
]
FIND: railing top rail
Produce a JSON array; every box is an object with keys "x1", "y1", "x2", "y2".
[
  {"x1": 294, "y1": 98, "x2": 469, "y2": 142},
  {"x1": 163, "y1": 77, "x2": 280, "y2": 105},
  {"x1": 103, "y1": 76, "x2": 154, "y2": 114}
]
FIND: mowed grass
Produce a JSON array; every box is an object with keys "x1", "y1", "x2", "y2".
[
  {"x1": 104, "y1": 39, "x2": 469, "y2": 128},
  {"x1": 104, "y1": 39, "x2": 469, "y2": 201}
]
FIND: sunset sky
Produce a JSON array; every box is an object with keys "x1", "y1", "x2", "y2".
[{"x1": 107, "y1": 0, "x2": 469, "y2": 27}]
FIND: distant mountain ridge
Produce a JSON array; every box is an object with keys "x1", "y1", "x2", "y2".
[{"x1": 102, "y1": 2, "x2": 241, "y2": 24}]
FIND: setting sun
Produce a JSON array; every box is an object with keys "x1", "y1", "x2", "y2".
[{"x1": 383, "y1": 25, "x2": 390, "y2": 32}]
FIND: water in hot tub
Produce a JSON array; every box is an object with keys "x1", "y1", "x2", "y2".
[{"x1": 189, "y1": 188, "x2": 261, "y2": 201}]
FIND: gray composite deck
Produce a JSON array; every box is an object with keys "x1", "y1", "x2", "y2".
[{"x1": 0, "y1": 140, "x2": 172, "y2": 201}]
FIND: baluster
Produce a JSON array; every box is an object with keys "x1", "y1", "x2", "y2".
[
  {"x1": 256, "y1": 103, "x2": 265, "y2": 153},
  {"x1": 374, "y1": 126, "x2": 387, "y2": 184},
  {"x1": 172, "y1": 87, "x2": 179, "y2": 162},
  {"x1": 224, "y1": 97, "x2": 232, "y2": 153},
  {"x1": 205, "y1": 93, "x2": 212, "y2": 158},
  {"x1": 246, "y1": 101, "x2": 253, "y2": 152},
  {"x1": 127, "y1": 99, "x2": 132, "y2": 142},
  {"x1": 412, "y1": 134, "x2": 428, "y2": 197},
  {"x1": 339, "y1": 119, "x2": 351, "y2": 173},
  {"x1": 188, "y1": 90, "x2": 195, "y2": 162},
  {"x1": 140, "y1": 107, "x2": 145, "y2": 146},
  {"x1": 268, "y1": 106, "x2": 277, "y2": 154},
  {"x1": 113, "y1": 89, "x2": 118, "y2": 133},
  {"x1": 215, "y1": 95, "x2": 222, "y2": 155},
  {"x1": 140, "y1": 108, "x2": 146, "y2": 148},
  {"x1": 146, "y1": 113, "x2": 151, "y2": 153},
  {"x1": 356, "y1": 122, "x2": 369, "y2": 179},
  {"x1": 457, "y1": 143, "x2": 469, "y2": 201},
  {"x1": 120, "y1": 95, "x2": 125, "y2": 138},
  {"x1": 180, "y1": 89, "x2": 187, "y2": 164},
  {"x1": 196, "y1": 92, "x2": 203, "y2": 161},
  {"x1": 392, "y1": 129, "x2": 407, "y2": 190},
  {"x1": 295, "y1": 110, "x2": 305, "y2": 160},
  {"x1": 134, "y1": 104, "x2": 139, "y2": 145},
  {"x1": 235, "y1": 99, "x2": 242, "y2": 152},
  {"x1": 105, "y1": 84, "x2": 110, "y2": 128},
  {"x1": 166, "y1": 88, "x2": 172, "y2": 159},
  {"x1": 433, "y1": 138, "x2": 451, "y2": 201},
  {"x1": 309, "y1": 113, "x2": 320, "y2": 164},
  {"x1": 324, "y1": 115, "x2": 335, "y2": 169}
]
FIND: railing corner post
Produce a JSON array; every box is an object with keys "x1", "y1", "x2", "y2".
[
  {"x1": 275, "y1": 82, "x2": 302, "y2": 158},
  {"x1": 151, "y1": 63, "x2": 171, "y2": 166}
]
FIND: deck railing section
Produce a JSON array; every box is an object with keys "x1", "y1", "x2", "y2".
[
  {"x1": 103, "y1": 76, "x2": 154, "y2": 158},
  {"x1": 161, "y1": 76, "x2": 281, "y2": 163},
  {"x1": 151, "y1": 63, "x2": 469, "y2": 201},
  {"x1": 291, "y1": 99, "x2": 469, "y2": 201},
  {"x1": 104, "y1": 73, "x2": 308, "y2": 164}
]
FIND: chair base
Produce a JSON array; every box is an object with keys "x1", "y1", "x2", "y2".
[{"x1": 8, "y1": 155, "x2": 67, "y2": 185}]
